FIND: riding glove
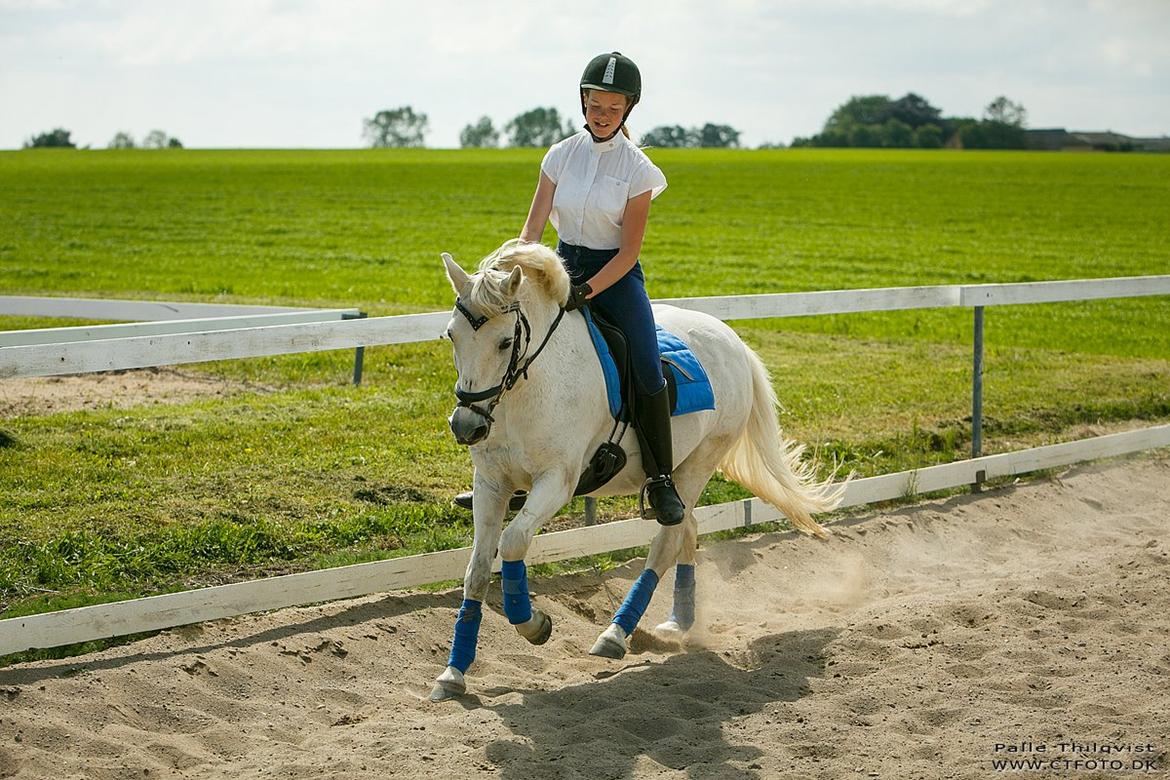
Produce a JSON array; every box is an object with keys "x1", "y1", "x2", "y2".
[{"x1": 564, "y1": 282, "x2": 593, "y2": 312}]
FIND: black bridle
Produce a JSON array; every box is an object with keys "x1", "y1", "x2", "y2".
[{"x1": 452, "y1": 297, "x2": 566, "y2": 426}]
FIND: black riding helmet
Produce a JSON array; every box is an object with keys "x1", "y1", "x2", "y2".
[{"x1": 580, "y1": 52, "x2": 641, "y2": 142}]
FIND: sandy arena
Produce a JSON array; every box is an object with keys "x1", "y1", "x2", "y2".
[{"x1": 1, "y1": 454, "x2": 1168, "y2": 779}]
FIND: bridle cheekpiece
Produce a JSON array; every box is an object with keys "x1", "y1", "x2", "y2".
[{"x1": 451, "y1": 294, "x2": 565, "y2": 429}]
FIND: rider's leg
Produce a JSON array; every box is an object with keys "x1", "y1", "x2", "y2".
[
  {"x1": 590, "y1": 264, "x2": 685, "y2": 526},
  {"x1": 453, "y1": 489, "x2": 527, "y2": 512}
]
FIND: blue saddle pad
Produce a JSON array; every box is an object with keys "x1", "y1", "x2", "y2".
[{"x1": 582, "y1": 308, "x2": 716, "y2": 419}]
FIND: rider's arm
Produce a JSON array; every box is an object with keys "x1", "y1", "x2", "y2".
[
  {"x1": 581, "y1": 190, "x2": 652, "y2": 297},
  {"x1": 520, "y1": 172, "x2": 556, "y2": 243}
]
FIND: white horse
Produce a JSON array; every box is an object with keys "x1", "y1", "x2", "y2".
[{"x1": 431, "y1": 240, "x2": 845, "y2": 701}]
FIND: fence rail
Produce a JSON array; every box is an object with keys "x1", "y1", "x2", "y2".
[
  {"x1": 2, "y1": 424, "x2": 1167, "y2": 657},
  {"x1": 3, "y1": 276, "x2": 1169, "y2": 380},
  {"x1": 0, "y1": 296, "x2": 310, "y2": 321},
  {"x1": 0, "y1": 309, "x2": 362, "y2": 348}
]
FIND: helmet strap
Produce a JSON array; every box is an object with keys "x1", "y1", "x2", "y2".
[{"x1": 584, "y1": 122, "x2": 624, "y2": 143}]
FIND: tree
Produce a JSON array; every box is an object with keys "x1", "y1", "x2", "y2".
[
  {"x1": 913, "y1": 123, "x2": 944, "y2": 148},
  {"x1": 880, "y1": 118, "x2": 914, "y2": 148},
  {"x1": 640, "y1": 125, "x2": 691, "y2": 147},
  {"x1": 459, "y1": 116, "x2": 499, "y2": 148},
  {"x1": 363, "y1": 106, "x2": 428, "y2": 148},
  {"x1": 167, "y1": 137, "x2": 184, "y2": 149},
  {"x1": 142, "y1": 129, "x2": 170, "y2": 149},
  {"x1": 23, "y1": 128, "x2": 75, "y2": 148},
  {"x1": 696, "y1": 123, "x2": 741, "y2": 148},
  {"x1": 505, "y1": 107, "x2": 575, "y2": 148},
  {"x1": 847, "y1": 124, "x2": 881, "y2": 148},
  {"x1": 825, "y1": 95, "x2": 892, "y2": 133},
  {"x1": 887, "y1": 93, "x2": 943, "y2": 129},
  {"x1": 108, "y1": 131, "x2": 136, "y2": 149},
  {"x1": 961, "y1": 121, "x2": 1026, "y2": 149},
  {"x1": 984, "y1": 96, "x2": 1027, "y2": 127}
]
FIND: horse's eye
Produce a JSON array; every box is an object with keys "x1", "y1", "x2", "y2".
[{"x1": 499, "y1": 338, "x2": 513, "y2": 351}]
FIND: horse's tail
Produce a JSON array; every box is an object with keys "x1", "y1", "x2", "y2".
[{"x1": 718, "y1": 346, "x2": 847, "y2": 539}]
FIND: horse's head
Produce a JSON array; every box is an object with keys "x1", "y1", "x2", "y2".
[{"x1": 441, "y1": 241, "x2": 573, "y2": 446}]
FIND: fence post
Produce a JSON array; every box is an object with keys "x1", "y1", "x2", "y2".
[
  {"x1": 343, "y1": 312, "x2": 368, "y2": 386},
  {"x1": 584, "y1": 497, "x2": 598, "y2": 525},
  {"x1": 971, "y1": 306, "x2": 985, "y2": 487}
]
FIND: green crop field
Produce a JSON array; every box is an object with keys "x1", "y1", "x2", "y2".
[{"x1": 1, "y1": 147, "x2": 1168, "y2": 656}]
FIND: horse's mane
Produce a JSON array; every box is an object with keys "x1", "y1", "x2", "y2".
[{"x1": 468, "y1": 239, "x2": 571, "y2": 315}]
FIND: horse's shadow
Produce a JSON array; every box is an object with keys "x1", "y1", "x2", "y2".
[{"x1": 469, "y1": 627, "x2": 837, "y2": 779}]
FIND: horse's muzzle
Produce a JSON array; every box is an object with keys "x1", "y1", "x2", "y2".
[{"x1": 449, "y1": 406, "x2": 490, "y2": 446}]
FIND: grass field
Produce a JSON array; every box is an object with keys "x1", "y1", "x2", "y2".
[{"x1": 1, "y1": 147, "x2": 1168, "y2": 653}]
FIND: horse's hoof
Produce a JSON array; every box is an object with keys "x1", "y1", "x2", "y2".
[
  {"x1": 589, "y1": 623, "x2": 628, "y2": 660},
  {"x1": 653, "y1": 620, "x2": 688, "y2": 640},
  {"x1": 428, "y1": 666, "x2": 466, "y2": 702},
  {"x1": 517, "y1": 610, "x2": 553, "y2": 646}
]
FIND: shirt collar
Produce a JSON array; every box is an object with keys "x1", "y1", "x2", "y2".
[{"x1": 590, "y1": 129, "x2": 626, "y2": 154}]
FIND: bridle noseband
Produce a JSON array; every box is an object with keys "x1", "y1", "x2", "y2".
[{"x1": 452, "y1": 296, "x2": 566, "y2": 426}]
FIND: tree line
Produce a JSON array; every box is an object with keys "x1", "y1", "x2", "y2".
[
  {"x1": 23, "y1": 128, "x2": 183, "y2": 149},
  {"x1": 792, "y1": 93, "x2": 1028, "y2": 149},
  {"x1": 21, "y1": 93, "x2": 1028, "y2": 151},
  {"x1": 364, "y1": 106, "x2": 744, "y2": 149}
]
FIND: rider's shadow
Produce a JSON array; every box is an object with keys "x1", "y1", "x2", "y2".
[{"x1": 480, "y1": 627, "x2": 837, "y2": 779}]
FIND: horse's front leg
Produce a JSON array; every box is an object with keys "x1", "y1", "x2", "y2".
[
  {"x1": 430, "y1": 470, "x2": 510, "y2": 702},
  {"x1": 497, "y1": 469, "x2": 575, "y2": 646}
]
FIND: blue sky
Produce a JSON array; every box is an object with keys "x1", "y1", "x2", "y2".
[{"x1": 1, "y1": 0, "x2": 1167, "y2": 149}]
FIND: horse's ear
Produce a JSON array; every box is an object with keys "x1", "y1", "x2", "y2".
[
  {"x1": 442, "y1": 252, "x2": 471, "y2": 296},
  {"x1": 503, "y1": 265, "x2": 523, "y2": 298}
]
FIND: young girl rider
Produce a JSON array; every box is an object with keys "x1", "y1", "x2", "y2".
[
  {"x1": 456, "y1": 51, "x2": 684, "y2": 526},
  {"x1": 535, "y1": 51, "x2": 684, "y2": 525}
]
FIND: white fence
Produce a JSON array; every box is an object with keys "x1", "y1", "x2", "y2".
[
  {"x1": 0, "y1": 298, "x2": 367, "y2": 383},
  {"x1": 3, "y1": 276, "x2": 1169, "y2": 379},
  {"x1": 1, "y1": 275, "x2": 1169, "y2": 656}
]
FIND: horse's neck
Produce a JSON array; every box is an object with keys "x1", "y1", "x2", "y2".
[{"x1": 492, "y1": 304, "x2": 597, "y2": 450}]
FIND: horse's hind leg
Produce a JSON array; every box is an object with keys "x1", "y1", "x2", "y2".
[
  {"x1": 590, "y1": 448, "x2": 723, "y2": 659},
  {"x1": 654, "y1": 514, "x2": 698, "y2": 640},
  {"x1": 589, "y1": 521, "x2": 686, "y2": 659}
]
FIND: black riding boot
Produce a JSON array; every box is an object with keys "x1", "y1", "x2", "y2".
[
  {"x1": 453, "y1": 490, "x2": 527, "y2": 512},
  {"x1": 634, "y1": 384, "x2": 686, "y2": 526}
]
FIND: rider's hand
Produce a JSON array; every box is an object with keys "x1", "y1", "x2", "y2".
[{"x1": 565, "y1": 282, "x2": 593, "y2": 311}]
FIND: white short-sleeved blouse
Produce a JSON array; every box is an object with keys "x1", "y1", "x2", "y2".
[{"x1": 540, "y1": 130, "x2": 668, "y2": 250}]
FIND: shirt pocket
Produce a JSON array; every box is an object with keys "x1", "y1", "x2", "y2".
[{"x1": 594, "y1": 174, "x2": 632, "y2": 221}]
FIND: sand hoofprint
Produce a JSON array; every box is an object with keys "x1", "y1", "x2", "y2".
[{"x1": 2, "y1": 454, "x2": 1168, "y2": 779}]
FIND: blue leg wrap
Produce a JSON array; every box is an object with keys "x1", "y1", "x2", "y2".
[
  {"x1": 669, "y1": 564, "x2": 696, "y2": 630},
  {"x1": 613, "y1": 569, "x2": 660, "y2": 636},
  {"x1": 447, "y1": 599, "x2": 482, "y2": 673},
  {"x1": 500, "y1": 559, "x2": 533, "y2": 625}
]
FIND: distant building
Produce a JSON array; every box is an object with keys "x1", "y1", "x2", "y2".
[{"x1": 1026, "y1": 129, "x2": 1170, "y2": 152}]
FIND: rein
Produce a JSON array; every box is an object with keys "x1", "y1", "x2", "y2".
[{"x1": 453, "y1": 297, "x2": 567, "y2": 424}]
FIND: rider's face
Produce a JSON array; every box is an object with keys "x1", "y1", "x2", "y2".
[{"x1": 585, "y1": 90, "x2": 628, "y2": 136}]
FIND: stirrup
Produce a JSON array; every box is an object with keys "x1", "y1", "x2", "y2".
[{"x1": 638, "y1": 476, "x2": 685, "y2": 526}]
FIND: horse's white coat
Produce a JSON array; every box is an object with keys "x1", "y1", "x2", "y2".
[{"x1": 436, "y1": 241, "x2": 844, "y2": 698}]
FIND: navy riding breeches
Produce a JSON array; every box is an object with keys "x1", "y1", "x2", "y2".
[{"x1": 557, "y1": 241, "x2": 666, "y2": 395}]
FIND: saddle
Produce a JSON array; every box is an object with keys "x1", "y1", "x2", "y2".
[{"x1": 572, "y1": 307, "x2": 714, "y2": 496}]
